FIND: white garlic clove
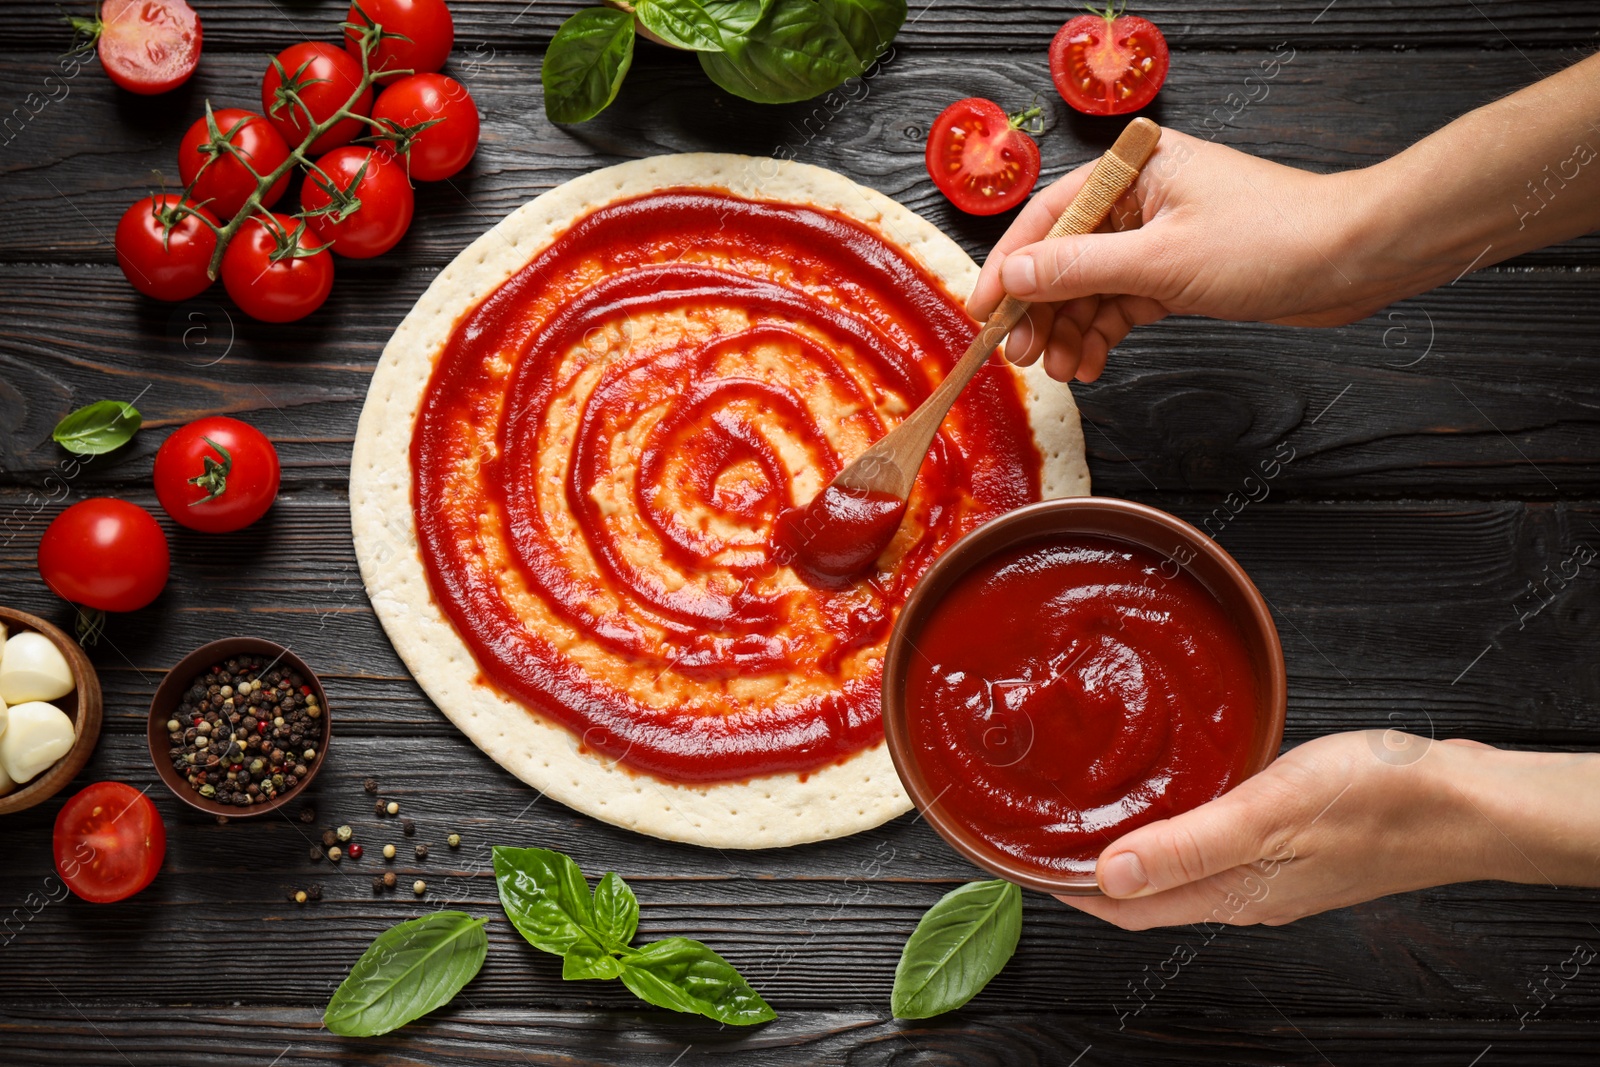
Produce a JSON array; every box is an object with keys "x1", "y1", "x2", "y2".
[
  {"x1": 0, "y1": 632, "x2": 76, "y2": 704},
  {"x1": 0, "y1": 701, "x2": 76, "y2": 784}
]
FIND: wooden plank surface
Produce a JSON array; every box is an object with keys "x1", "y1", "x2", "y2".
[{"x1": 3, "y1": 0, "x2": 1600, "y2": 1063}]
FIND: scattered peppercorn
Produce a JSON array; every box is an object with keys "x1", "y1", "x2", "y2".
[
  {"x1": 363, "y1": 777, "x2": 379, "y2": 794},
  {"x1": 386, "y1": 801, "x2": 399, "y2": 816},
  {"x1": 383, "y1": 844, "x2": 396, "y2": 860},
  {"x1": 348, "y1": 844, "x2": 364, "y2": 859},
  {"x1": 163, "y1": 658, "x2": 324, "y2": 808},
  {"x1": 414, "y1": 844, "x2": 429, "y2": 860},
  {"x1": 298, "y1": 805, "x2": 316, "y2": 824},
  {"x1": 310, "y1": 844, "x2": 324, "y2": 863},
  {"x1": 306, "y1": 884, "x2": 322, "y2": 901},
  {"x1": 374, "y1": 800, "x2": 387, "y2": 816},
  {"x1": 321, "y1": 829, "x2": 338, "y2": 848},
  {"x1": 382, "y1": 871, "x2": 397, "y2": 889},
  {"x1": 447, "y1": 833, "x2": 461, "y2": 849},
  {"x1": 294, "y1": 890, "x2": 308, "y2": 904},
  {"x1": 372, "y1": 875, "x2": 385, "y2": 894},
  {"x1": 402, "y1": 818, "x2": 415, "y2": 836},
  {"x1": 328, "y1": 846, "x2": 343, "y2": 863},
  {"x1": 413, "y1": 880, "x2": 426, "y2": 895},
  {"x1": 336, "y1": 825, "x2": 353, "y2": 843}
]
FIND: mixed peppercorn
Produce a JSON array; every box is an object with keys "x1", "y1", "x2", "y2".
[
  {"x1": 165, "y1": 657, "x2": 324, "y2": 807},
  {"x1": 295, "y1": 775, "x2": 465, "y2": 901}
]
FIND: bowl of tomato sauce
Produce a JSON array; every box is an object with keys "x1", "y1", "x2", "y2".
[{"x1": 882, "y1": 498, "x2": 1287, "y2": 895}]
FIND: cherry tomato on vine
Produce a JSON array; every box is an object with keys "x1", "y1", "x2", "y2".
[
  {"x1": 220, "y1": 213, "x2": 335, "y2": 323},
  {"x1": 1049, "y1": 5, "x2": 1169, "y2": 117},
  {"x1": 177, "y1": 108, "x2": 291, "y2": 219},
  {"x1": 344, "y1": 0, "x2": 455, "y2": 80},
  {"x1": 302, "y1": 146, "x2": 415, "y2": 258},
  {"x1": 54, "y1": 782, "x2": 167, "y2": 903},
  {"x1": 114, "y1": 195, "x2": 218, "y2": 302},
  {"x1": 261, "y1": 42, "x2": 373, "y2": 155},
  {"x1": 38, "y1": 498, "x2": 170, "y2": 615},
  {"x1": 153, "y1": 417, "x2": 281, "y2": 532},
  {"x1": 372, "y1": 73, "x2": 479, "y2": 181},
  {"x1": 925, "y1": 98, "x2": 1042, "y2": 216},
  {"x1": 72, "y1": 0, "x2": 202, "y2": 95}
]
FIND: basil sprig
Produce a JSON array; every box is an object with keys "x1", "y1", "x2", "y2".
[
  {"x1": 51, "y1": 400, "x2": 142, "y2": 455},
  {"x1": 324, "y1": 911, "x2": 489, "y2": 1037},
  {"x1": 493, "y1": 845, "x2": 775, "y2": 1025},
  {"x1": 543, "y1": 0, "x2": 904, "y2": 122},
  {"x1": 891, "y1": 879, "x2": 1022, "y2": 1019}
]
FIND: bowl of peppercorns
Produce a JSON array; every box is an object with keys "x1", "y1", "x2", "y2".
[{"x1": 147, "y1": 638, "x2": 330, "y2": 819}]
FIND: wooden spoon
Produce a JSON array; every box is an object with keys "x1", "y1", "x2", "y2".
[{"x1": 834, "y1": 117, "x2": 1162, "y2": 501}]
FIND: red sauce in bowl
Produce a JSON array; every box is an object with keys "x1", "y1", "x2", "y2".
[{"x1": 904, "y1": 534, "x2": 1259, "y2": 876}]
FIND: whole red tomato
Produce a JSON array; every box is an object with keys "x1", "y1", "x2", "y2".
[
  {"x1": 177, "y1": 108, "x2": 291, "y2": 219},
  {"x1": 261, "y1": 41, "x2": 373, "y2": 155},
  {"x1": 1050, "y1": 6, "x2": 1170, "y2": 116},
  {"x1": 344, "y1": 0, "x2": 454, "y2": 80},
  {"x1": 38, "y1": 498, "x2": 170, "y2": 614},
  {"x1": 91, "y1": 0, "x2": 202, "y2": 95},
  {"x1": 54, "y1": 782, "x2": 167, "y2": 903},
  {"x1": 925, "y1": 98, "x2": 1042, "y2": 216},
  {"x1": 373, "y1": 73, "x2": 479, "y2": 181},
  {"x1": 220, "y1": 213, "x2": 335, "y2": 323},
  {"x1": 302, "y1": 146, "x2": 415, "y2": 258},
  {"x1": 114, "y1": 195, "x2": 218, "y2": 301},
  {"x1": 154, "y1": 416, "x2": 281, "y2": 532}
]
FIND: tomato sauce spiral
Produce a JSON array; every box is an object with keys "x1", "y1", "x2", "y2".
[{"x1": 413, "y1": 190, "x2": 1042, "y2": 782}]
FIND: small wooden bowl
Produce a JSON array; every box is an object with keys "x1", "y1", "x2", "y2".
[
  {"x1": 0, "y1": 606, "x2": 103, "y2": 816},
  {"x1": 147, "y1": 637, "x2": 331, "y2": 819},
  {"x1": 882, "y1": 497, "x2": 1288, "y2": 896}
]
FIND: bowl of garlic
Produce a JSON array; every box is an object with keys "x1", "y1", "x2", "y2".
[{"x1": 0, "y1": 606, "x2": 103, "y2": 815}]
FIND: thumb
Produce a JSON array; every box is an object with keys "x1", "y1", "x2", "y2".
[
  {"x1": 1000, "y1": 229, "x2": 1160, "y2": 305},
  {"x1": 1095, "y1": 779, "x2": 1287, "y2": 899}
]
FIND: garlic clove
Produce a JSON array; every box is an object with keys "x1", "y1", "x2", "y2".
[
  {"x1": 0, "y1": 701, "x2": 76, "y2": 784},
  {"x1": 0, "y1": 632, "x2": 76, "y2": 704}
]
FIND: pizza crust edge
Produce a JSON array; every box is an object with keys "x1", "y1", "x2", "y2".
[{"x1": 349, "y1": 153, "x2": 1088, "y2": 848}]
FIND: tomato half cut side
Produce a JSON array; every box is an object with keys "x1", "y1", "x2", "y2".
[
  {"x1": 53, "y1": 782, "x2": 167, "y2": 903},
  {"x1": 925, "y1": 97, "x2": 1043, "y2": 216},
  {"x1": 95, "y1": 0, "x2": 203, "y2": 96},
  {"x1": 1050, "y1": 9, "x2": 1170, "y2": 117}
]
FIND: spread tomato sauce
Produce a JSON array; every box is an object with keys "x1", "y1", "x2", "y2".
[
  {"x1": 905, "y1": 535, "x2": 1258, "y2": 874},
  {"x1": 412, "y1": 189, "x2": 1042, "y2": 783}
]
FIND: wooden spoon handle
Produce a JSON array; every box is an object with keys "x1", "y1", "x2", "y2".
[{"x1": 834, "y1": 118, "x2": 1163, "y2": 498}]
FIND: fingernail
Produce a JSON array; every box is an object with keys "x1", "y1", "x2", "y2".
[
  {"x1": 1001, "y1": 254, "x2": 1037, "y2": 296},
  {"x1": 1099, "y1": 852, "x2": 1150, "y2": 898}
]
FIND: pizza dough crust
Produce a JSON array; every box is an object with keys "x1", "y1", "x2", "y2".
[{"x1": 350, "y1": 154, "x2": 1089, "y2": 848}]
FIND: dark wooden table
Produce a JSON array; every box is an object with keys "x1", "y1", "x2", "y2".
[{"x1": 4, "y1": 2, "x2": 1600, "y2": 1063}]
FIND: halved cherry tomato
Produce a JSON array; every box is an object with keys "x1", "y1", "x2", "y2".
[
  {"x1": 221, "y1": 213, "x2": 335, "y2": 323},
  {"x1": 925, "y1": 98, "x2": 1042, "y2": 216},
  {"x1": 261, "y1": 42, "x2": 373, "y2": 155},
  {"x1": 372, "y1": 73, "x2": 479, "y2": 181},
  {"x1": 1050, "y1": 5, "x2": 1170, "y2": 116},
  {"x1": 177, "y1": 108, "x2": 291, "y2": 219},
  {"x1": 54, "y1": 782, "x2": 166, "y2": 903},
  {"x1": 84, "y1": 0, "x2": 202, "y2": 95},
  {"x1": 114, "y1": 194, "x2": 218, "y2": 302},
  {"x1": 344, "y1": 0, "x2": 455, "y2": 81},
  {"x1": 38, "y1": 498, "x2": 170, "y2": 614},
  {"x1": 302, "y1": 146, "x2": 415, "y2": 258},
  {"x1": 153, "y1": 416, "x2": 281, "y2": 532}
]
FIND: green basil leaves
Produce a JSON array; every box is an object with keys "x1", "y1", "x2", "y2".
[
  {"x1": 51, "y1": 400, "x2": 142, "y2": 455},
  {"x1": 323, "y1": 911, "x2": 489, "y2": 1037},
  {"x1": 494, "y1": 845, "x2": 775, "y2": 1025},
  {"x1": 542, "y1": 0, "x2": 904, "y2": 121},
  {"x1": 891, "y1": 879, "x2": 1022, "y2": 1019}
]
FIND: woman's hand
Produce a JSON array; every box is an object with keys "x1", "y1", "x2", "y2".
[
  {"x1": 1058, "y1": 731, "x2": 1600, "y2": 930},
  {"x1": 967, "y1": 130, "x2": 1389, "y2": 383}
]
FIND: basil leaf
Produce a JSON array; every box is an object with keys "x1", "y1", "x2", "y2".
[
  {"x1": 592, "y1": 871, "x2": 640, "y2": 950},
  {"x1": 635, "y1": 0, "x2": 770, "y2": 51},
  {"x1": 492, "y1": 845, "x2": 599, "y2": 955},
  {"x1": 891, "y1": 879, "x2": 1022, "y2": 1019},
  {"x1": 617, "y1": 937, "x2": 776, "y2": 1025},
  {"x1": 323, "y1": 911, "x2": 488, "y2": 1037},
  {"x1": 542, "y1": 7, "x2": 635, "y2": 124},
  {"x1": 51, "y1": 400, "x2": 142, "y2": 456},
  {"x1": 562, "y1": 939, "x2": 625, "y2": 981},
  {"x1": 698, "y1": 0, "x2": 902, "y2": 104}
]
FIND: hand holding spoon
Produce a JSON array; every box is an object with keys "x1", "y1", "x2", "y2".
[{"x1": 777, "y1": 118, "x2": 1164, "y2": 582}]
